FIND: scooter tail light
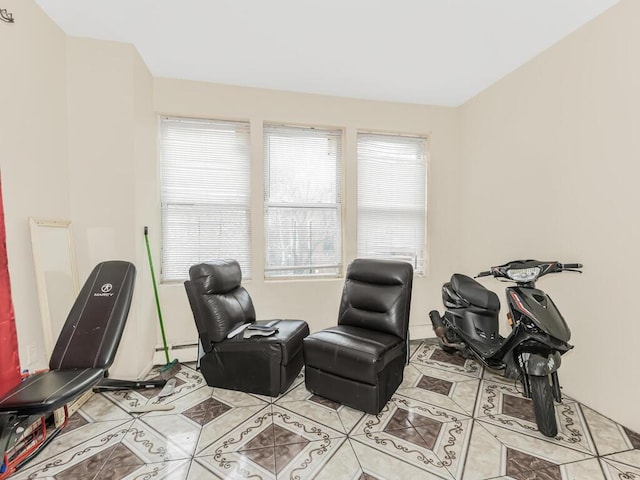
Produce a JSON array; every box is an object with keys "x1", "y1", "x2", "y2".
[{"x1": 509, "y1": 291, "x2": 536, "y2": 320}]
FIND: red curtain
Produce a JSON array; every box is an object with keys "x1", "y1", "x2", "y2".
[{"x1": 0, "y1": 173, "x2": 21, "y2": 396}]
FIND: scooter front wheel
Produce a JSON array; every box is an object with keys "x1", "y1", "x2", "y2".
[{"x1": 530, "y1": 375, "x2": 558, "y2": 437}]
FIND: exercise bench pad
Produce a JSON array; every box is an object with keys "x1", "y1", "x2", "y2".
[{"x1": 0, "y1": 369, "x2": 103, "y2": 415}]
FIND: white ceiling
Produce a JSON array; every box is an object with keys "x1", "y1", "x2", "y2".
[{"x1": 36, "y1": 0, "x2": 619, "y2": 106}]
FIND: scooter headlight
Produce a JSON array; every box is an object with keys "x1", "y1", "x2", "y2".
[{"x1": 506, "y1": 267, "x2": 541, "y2": 282}]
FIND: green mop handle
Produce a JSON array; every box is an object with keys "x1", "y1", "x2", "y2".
[{"x1": 144, "y1": 226, "x2": 171, "y2": 365}]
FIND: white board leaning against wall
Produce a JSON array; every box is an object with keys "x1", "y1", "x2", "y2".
[{"x1": 29, "y1": 218, "x2": 79, "y2": 359}]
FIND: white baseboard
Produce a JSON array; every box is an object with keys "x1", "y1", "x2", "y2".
[
  {"x1": 156, "y1": 325, "x2": 433, "y2": 368},
  {"x1": 409, "y1": 323, "x2": 435, "y2": 341},
  {"x1": 153, "y1": 344, "x2": 199, "y2": 365}
]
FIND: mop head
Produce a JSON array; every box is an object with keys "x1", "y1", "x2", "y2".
[{"x1": 158, "y1": 359, "x2": 181, "y2": 380}]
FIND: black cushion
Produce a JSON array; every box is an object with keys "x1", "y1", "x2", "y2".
[
  {"x1": 186, "y1": 260, "x2": 256, "y2": 343},
  {"x1": 450, "y1": 274, "x2": 500, "y2": 311},
  {"x1": 49, "y1": 261, "x2": 136, "y2": 371},
  {"x1": 338, "y1": 259, "x2": 413, "y2": 339},
  {"x1": 198, "y1": 319, "x2": 309, "y2": 396},
  {"x1": 0, "y1": 369, "x2": 104, "y2": 415},
  {"x1": 189, "y1": 260, "x2": 242, "y2": 294},
  {"x1": 304, "y1": 325, "x2": 404, "y2": 385},
  {"x1": 215, "y1": 319, "x2": 309, "y2": 364}
]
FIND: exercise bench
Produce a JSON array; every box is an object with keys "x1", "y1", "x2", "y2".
[{"x1": 0, "y1": 260, "x2": 139, "y2": 478}]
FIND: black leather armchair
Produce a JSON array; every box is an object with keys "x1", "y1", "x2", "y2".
[
  {"x1": 184, "y1": 260, "x2": 309, "y2": 397},
  {"x1": 303, "y1": 259, "x2": 413, "y2": 414}
]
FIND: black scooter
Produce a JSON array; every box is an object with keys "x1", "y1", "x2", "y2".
[{"x1": 429, "y1": 259, "x2": 582, "y2": 437}]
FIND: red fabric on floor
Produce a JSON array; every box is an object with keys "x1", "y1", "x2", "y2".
[{"x1": 0, "y1": 173, "x2": 21, "y2": 397}]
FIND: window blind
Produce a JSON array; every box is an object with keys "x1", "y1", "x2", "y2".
[
  {"x1": 160, "y1": 117, "x2": 251, "y2": 281},
  {"x1": 264, "y1": 124, "x2": 343, "y2": 277},
  {"x1": 357, "y1": 132, "x2": 427, "y2": 274}
]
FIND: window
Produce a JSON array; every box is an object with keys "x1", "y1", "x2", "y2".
[
  {"x1": 160, "y1": 117, "x2": 251, "y2": 281},
  {"x1": 264, "y1": 125, "x2": 342, "y2": 277},
  {"x1": 357, "y1": 132, "x2": 427, "y2": 274}
]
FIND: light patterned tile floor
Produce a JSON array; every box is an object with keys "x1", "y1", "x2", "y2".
[{"x1": 8, "y1": 339, "x2": 640, "y2": 480}]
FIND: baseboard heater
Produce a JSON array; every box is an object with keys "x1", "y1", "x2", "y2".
[
  {"x1": 153, "y1": 342, "x2": 199, "y2": 365},
  {"x1": 154, "y1": 325, "x2": 431, "y2": 367}
]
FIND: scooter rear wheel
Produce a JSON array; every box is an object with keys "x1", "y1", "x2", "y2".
[{"x1": 530, "y1": 375, "x2": 558, "y2": 437}]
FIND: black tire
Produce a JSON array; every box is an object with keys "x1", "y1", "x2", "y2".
[{"x1": 530, "y1": 375, "x2": 558, "y2": 437}]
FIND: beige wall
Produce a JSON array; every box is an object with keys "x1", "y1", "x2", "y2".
[
  {"x1": 0, "y1": 0, "x2": 69, "y2": 369},
  {"x1": 0, "y1": 1, "x2": 462, "y2": 380},
  {"x1": 4, "y1": 0, "x2": 638, "y2": 431},
  {"x1": 153, "y1": 79, "x2": 462, "y2": 346},
  {"x1": 459, "y1": 0, "x2": 639, "y2": 431},
  {"x1": 0, "y1": 2, "x2": 158, "y2": 379},
  {"x1": 66, "y1": 37, "x2": 157, "y2": 379}
]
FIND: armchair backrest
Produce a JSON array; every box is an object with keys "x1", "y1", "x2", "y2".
[
  {"x1": 338, "y1": 259, "x2": 413, "y2": 340},
  {"x1": 184, "y1": 260, "x2": 256, "y2": 347}
]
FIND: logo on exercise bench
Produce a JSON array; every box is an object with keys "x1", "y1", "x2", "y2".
[{"x1": 94, "y1": 283, "x2": 115, "y2": 297}]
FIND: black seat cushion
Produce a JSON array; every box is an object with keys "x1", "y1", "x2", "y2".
[
  {"x1": 215, "y1": 319, "x2": 309, "y2": 365},
  {"x1": 304, "y1": 325, "x2": 405, "y2": 385},
  {"x1": 0, "y1": 369, "x2": 104, "y2": 415},
  {"x1": 451, "y1": 274, "x2": 500, "y2": 311},
  {"x1": 199, "y1": 319, "x2": 309, "y2": 396}
]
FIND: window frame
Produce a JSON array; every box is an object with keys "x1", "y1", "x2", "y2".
[
  {"x1": 263, "y1": 123, "x2": 345, "y2": 279},
  {"x1": 159, "y1": 115, "x2": 252, "y2": 282},
  {"x1": 356, "y1": 130, "x2": 429, "y2": 276}
]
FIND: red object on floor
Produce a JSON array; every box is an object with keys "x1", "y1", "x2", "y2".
[{"x1": 0, "y1": 173, "x2": 21, "y2": 398}]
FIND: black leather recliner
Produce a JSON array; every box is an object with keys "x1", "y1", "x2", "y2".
[
  {"x1": 184, "y1": 260, "x2": 309, "y2": 397},
  {"x1": 303, "y1": 258, "x2": 413, "y2": 414}
]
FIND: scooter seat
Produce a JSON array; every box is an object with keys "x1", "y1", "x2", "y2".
[{"x1": 451, "y1": 274, "x2": 500, "y2": 311}]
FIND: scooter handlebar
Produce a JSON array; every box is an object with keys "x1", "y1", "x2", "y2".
[
  {"x1": 561, "y1": 263, "x2": 583, "y2": 270},
  {"x1": 475, "y1": 262, "x2": 583, "y2": 279}
]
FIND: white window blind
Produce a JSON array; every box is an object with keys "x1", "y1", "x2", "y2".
[
  {"x1": 264, "y1": 125, "x2": 342, "y2": 277},
  {"x1": 160, "y1": 117, "x2": 251, "y2": 281},
  {"x1": 357, "y1": 132, "x2": 427, "y2": 274}
]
